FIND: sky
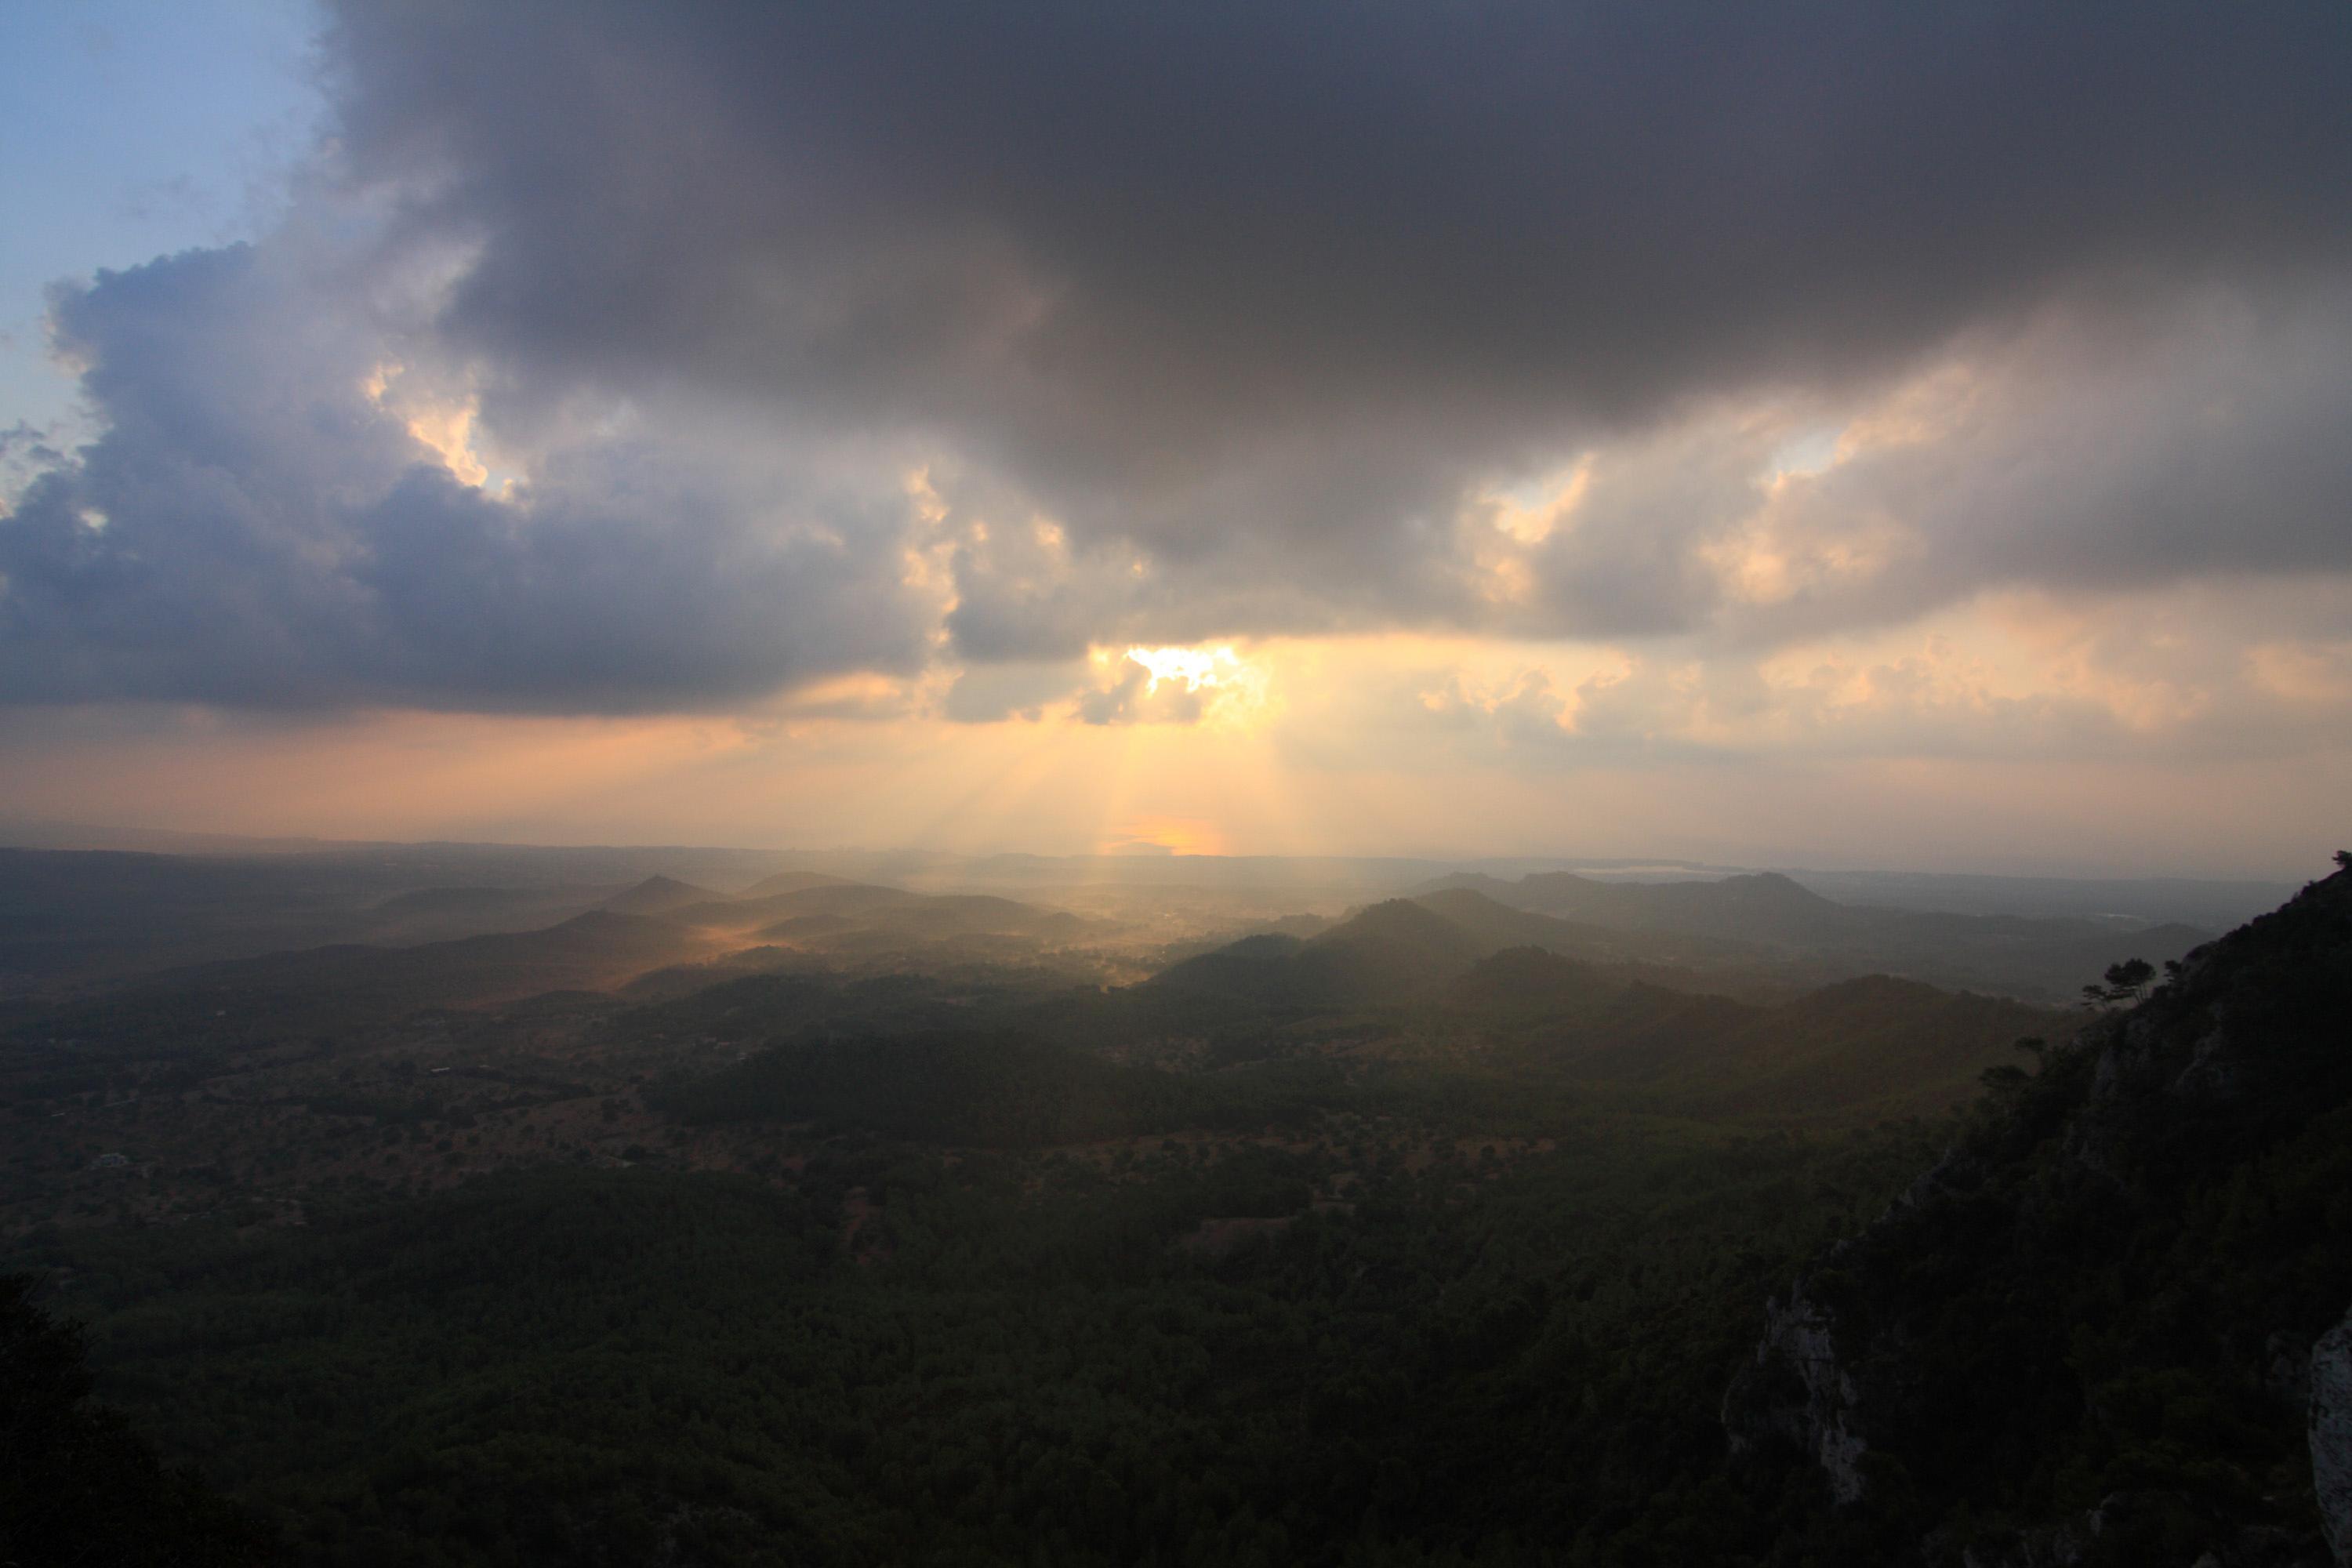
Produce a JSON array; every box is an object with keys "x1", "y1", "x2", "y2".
[{"x1": 1, "y1": 2, "x2": 2347, "y2": 877}]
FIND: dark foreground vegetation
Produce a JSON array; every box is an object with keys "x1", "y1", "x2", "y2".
[{"x1": 2, "y1": 851, "x2": 2346, "y2": 1564}]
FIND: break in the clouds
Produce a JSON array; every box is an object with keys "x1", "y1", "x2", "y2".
[{"x1": 3, "y1": 1, "x2": 2350, "y2": 713}]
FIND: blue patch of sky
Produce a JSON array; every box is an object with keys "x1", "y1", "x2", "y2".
[{"x1": 0, "y1": 0, "x2": 324, "y2": 453}]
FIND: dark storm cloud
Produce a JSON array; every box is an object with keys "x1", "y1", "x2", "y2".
[
  {"x1": 1771, "y1": 296, "x2": 2352, "y2": 632},
  {"x1": 5, "y1": 1, "x2": 2350, "y2": 710},
  {"x1": 310, "y1": 0, "x2": 2352, "y2": 654},
  {"x1": 1585, "y1": 290, "x2": 2352, "y2": 652},
  {"x1": 330, "y1": 2, "x2": 2352, "y2": 442}
]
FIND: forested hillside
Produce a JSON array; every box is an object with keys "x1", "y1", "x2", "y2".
[{"x1": 1731, "y1": 862, "x2": 2352, "y2": 1564}]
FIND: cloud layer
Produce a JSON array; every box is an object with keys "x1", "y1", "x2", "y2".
[{"x1": 4, "y1": 2, "x2": 2350, "y2": 717}]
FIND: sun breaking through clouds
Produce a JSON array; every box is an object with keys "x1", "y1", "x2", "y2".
[{"x1": 0, "y1": 2, "x2": 2347, "y2": 873}]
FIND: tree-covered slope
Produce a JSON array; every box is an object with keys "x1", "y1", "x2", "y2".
[
  {"x1": 1727, "y1": 862, "x2": 2352, "y2": 1564},
  {"x1": 1, "y1": 1274, "x2": 274, "y2": 1566}
]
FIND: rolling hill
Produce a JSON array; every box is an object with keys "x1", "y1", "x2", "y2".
[
  {"x1": 1413, "y1": 869, "x2": 2208, "y2": 1001},
  {"x1": 1156, "y1": 894, "x2": 2073, "y2": 1120},
  {"x1": 1151, "y1": 898, "x2": 1489, "y2": 1007},
  {"x1": 659, "y1": 881, "x2": 1096, "y2": 960},
  {"x1": 1156, "y1": 888, "x2": 1769, "y2": 1006},
  {"x1": 601, "y1": 875, "x2": 721, "y2": 916},
  {"x1": 16, "y1": 910, "x2": 717, "y2": 1050},
  {"x1": 732, "y1": 869, "x2": 857, "y2": 900},
  {"x1": 1443, "y1": 947, "x2": 2070, "y2": 1122}
]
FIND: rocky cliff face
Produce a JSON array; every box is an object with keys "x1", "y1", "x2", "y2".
[
  {"x1": 1726, "y1": 863, "x2": 2352, "y2": 1565},
  {"x1": 2316, "y1": 1308, "x2": 2352, "y2": 1566},
  {"x1": 1723, "y1": 1276, "x2": 1868, "y2": 1504}
]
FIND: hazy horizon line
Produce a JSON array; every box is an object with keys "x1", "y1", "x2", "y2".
[{"x1": 2, "y1": 813, "x2": 2323, "y2": 891}]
